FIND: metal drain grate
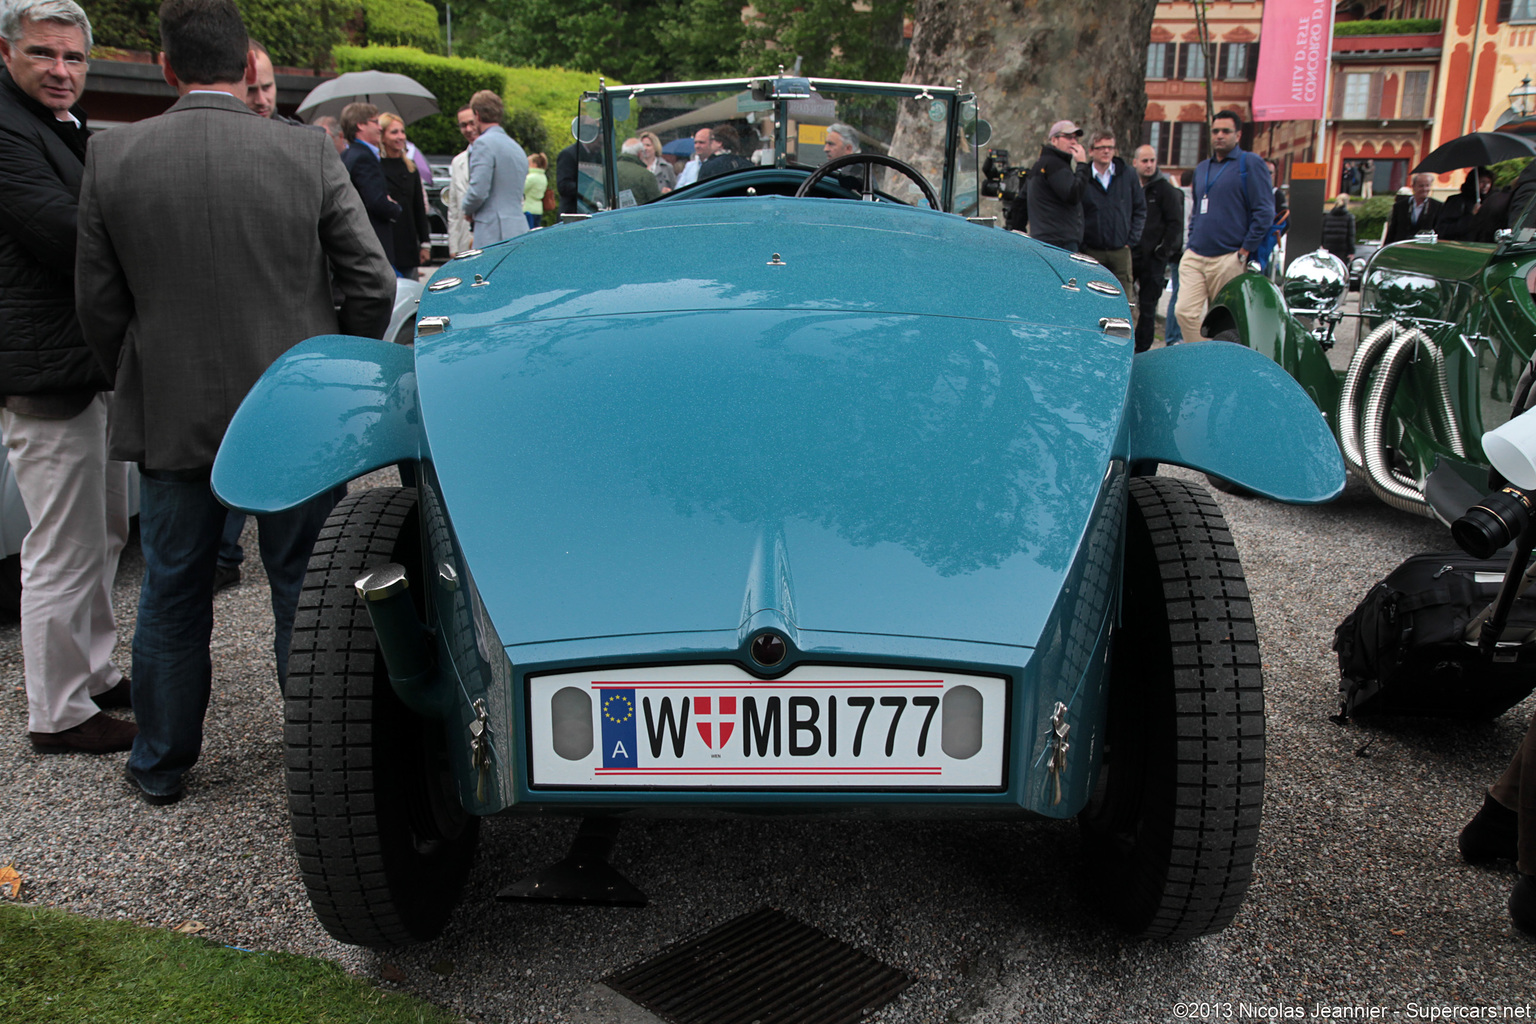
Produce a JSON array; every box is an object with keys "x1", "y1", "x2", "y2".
[{"x1": 605, "y1": 907, "x2": 910, "y2": 1024}]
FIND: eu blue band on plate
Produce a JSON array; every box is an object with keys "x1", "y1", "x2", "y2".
[{"x1": 601, "y1": 689, "x2": 638, "y2": 768}]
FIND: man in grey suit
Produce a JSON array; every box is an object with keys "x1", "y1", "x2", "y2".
[
  {"x1": 462, "y1": 89, "x2": 528, "y2": 245},
  {"x1": 76, "y1": 0, "x2": 394, "y2": 805}
]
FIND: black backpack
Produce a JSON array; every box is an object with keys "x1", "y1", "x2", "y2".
[{"x1": 1332, "y1": 553, "x2": 1536, "y2": 719}]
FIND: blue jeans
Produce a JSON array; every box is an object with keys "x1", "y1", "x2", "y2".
[
  {"x1": 1164, "y1": 262, "x2": 1183, "y2": 345},
  {"x1": 127, "y1": 471, "x2": 335, "y2": 795},
  {"x1": 218, "y1": 510, "x2": 245, "y2": 568}
]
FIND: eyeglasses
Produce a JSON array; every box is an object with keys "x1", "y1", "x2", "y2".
[
  {"x1": 1091, "y1": 144, "x2": 1116, "y2": 151},
  {"x1": 22, "y1": 48, "x2": 88, "y2": 72}
]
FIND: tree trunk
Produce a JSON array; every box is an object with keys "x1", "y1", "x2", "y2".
[{"x1": 893, "y1": 0, "x2": 1158, "y2": 185}]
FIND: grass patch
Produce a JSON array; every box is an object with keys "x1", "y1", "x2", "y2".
[{"x1": 0, "y1": 903, "x2": 460, "y2": 1024}]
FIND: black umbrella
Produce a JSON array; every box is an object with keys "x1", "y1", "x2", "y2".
[{"x1": 1411, "y1": 131, "x2": 1536, "y2": 174}]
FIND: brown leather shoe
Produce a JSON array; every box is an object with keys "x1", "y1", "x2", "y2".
[
  {"x1": 29, "y1": 712, "x2": 137, "y2": 754},
  {"x1": 92, "y1": 678, "x2": 132, "y2": 710}
]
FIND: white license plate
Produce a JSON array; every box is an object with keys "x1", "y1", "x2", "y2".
[{"x1": 528, "y1": 664, "x2": 1007, "y2": 788}]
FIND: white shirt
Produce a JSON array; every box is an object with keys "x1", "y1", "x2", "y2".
[
  {"x1": 1093, "y1": 162, "x2": 1115, "y2": 191},
  {"x1": 677, "y1": 158, "x2": 701, "y2": 188},
  {"x1": 445, "y1": 149, "x2": 473, "y2": 255}
]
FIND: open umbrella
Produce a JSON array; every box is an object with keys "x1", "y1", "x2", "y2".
[
  {"x1": 295, "y1": 70, "x2": 439, "y2": 125},
  {"x1": 1411, "y1": 131, "x2": 1536, "y2": 174}
]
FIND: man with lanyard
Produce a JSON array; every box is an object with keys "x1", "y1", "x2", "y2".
[{"x1": 1173, "y1": 109, "x2": 1273, "y2": 343}]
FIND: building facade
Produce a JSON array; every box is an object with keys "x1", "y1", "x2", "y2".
[
  {"x1": 1141, "y1": 0, "x2": 1268, "y2": 183},
  {"x1": 1144, "y1": 0, "x2": 1536, "y2": 198}
]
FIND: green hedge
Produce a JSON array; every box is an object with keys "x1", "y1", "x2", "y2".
[
  {"x1": 335, "y1": 46, "x2": 601, "y2": 158},
  {"x1": 335, "y1": 45, "x2": 505, "y2": 153},
  {"x1": 360, "y1": 0, "x2": 441, "y2": 53},
  {"x1": 1351, "y1": 194, "x2": 1395, "y2": 242},
  {"x1": 1493, "y1": 157, "x2": 1532, "y2": 189},
  {"x1": 82, "y1": 0, "x2": 157, "y2": 54},
  {"x1": 504, "y1": 65, "x2": 610, "y2": 161},
  {"x1": 1334, "y1": 18, "x2": 1442, "y2": 36},
  {"x1": 249, "y1": 0, "x2": 346, "y2": 70},
  {"x1": 85, "y1": 0, "x2": 344, "y2": 69}
]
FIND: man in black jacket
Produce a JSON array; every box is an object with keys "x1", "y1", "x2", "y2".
[
  {"x1": 1078, "y1": 130, "x2": 1145, "y2": 295},
  {"x1": 698, "y1": 123, "x2": 753, "y2": 182},
  {"x1": 339, "y1": 101, "x2": 399, "y2": 258},
  {"x1": 1132, "y1": 144, "x2": 1184, "y2": 353},
  {"x1": 1026, "y1": 119, "x2": 1087, "y2": 250},
  {"x1": 0, "y1": 0, "x2": 135, "y2": 754},
  {"x1": 1385, "y1": 173, "x2": 1443, "y2": 243}
]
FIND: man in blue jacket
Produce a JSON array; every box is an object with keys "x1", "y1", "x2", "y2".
[
  {"x1": 1078, "y1": 129, "x2": 1144, "y2": 296},
  {"x1": 462, "y1": 89, "x2": 529, "y2": 246},
  {"x1": 1173, "y1": 109, "x2": 1273, "y2": 343},
  {"x1": 339, "y1": 101, "x2": 399, "y2": 260}
]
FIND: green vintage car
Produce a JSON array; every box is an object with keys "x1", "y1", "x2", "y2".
[{"x1": 1205, "y1": 217, "x2": 1536, "y2": 519}]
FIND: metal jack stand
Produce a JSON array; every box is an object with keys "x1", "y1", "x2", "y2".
[{"x1": 496, "y1": 817, "x2": 647, "y2": 906}]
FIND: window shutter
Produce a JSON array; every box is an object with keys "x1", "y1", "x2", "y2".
[
  {"x1": 1247, "y1": 43, "x2": 1259, "y2": 81},
  {"x1": 1368, "y1": 72, "x2": 1385, "y2": 118},
  {"x1": 1500, "y1": 0, "x2": 1513, "y2": 23},
  {"x1": 1177, "y1": 42, "x2": 1189, "y2": 80}
]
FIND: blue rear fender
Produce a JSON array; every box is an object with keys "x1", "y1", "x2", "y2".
[
  {"x1": 212, "y1": 335, "x2": 420, "y2": 514},
  {"x1": 1126, "y1": 340, "x2": 1345, "y2": 503}
]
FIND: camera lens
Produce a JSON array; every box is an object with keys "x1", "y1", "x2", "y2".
[{"x1": 1453, "y1": 486, "x2": 1535, "y2": 558}]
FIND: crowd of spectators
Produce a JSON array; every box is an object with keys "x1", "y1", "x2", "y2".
[{"x1": 1, "y1": 0, "x2": 395, "y2": 807}]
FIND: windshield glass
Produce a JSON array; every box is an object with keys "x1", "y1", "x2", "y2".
[{"x1": 577, "y1": 79, "x2": 980, "y2": 215}]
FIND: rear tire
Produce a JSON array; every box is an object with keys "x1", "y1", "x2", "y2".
[
  {"x1": 1080, "y1": 476, "x2": 1265, "y2": 940},
  {"x1": 1204, "y1": 473, "x2": 1254, "y2": 498},
  {"x1": 285, "y1": 487, "x2": 479, "y2": 948}
]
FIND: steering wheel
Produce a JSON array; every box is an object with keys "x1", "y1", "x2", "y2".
[{"x1": 793, "y1": 152, "x2": 942, "y2": 210}]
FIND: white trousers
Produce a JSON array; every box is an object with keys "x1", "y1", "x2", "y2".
[
  {"x1": 1174, "y1": 250, "x2": 1246, "y2": 343},
  {"x1": 1, "y1": 395, "x2": 132, "y2": 733}
]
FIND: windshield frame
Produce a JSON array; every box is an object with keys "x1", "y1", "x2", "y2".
[{"x1": 578, "y1": 75, "x2": 977, "y2": 214}]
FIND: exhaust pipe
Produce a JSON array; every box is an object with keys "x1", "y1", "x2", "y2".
[
  {"x1": 1338, "y1": 321, "x2": 1400, "y2": 477},
  {"x1": 355, "y1": 562, "x2": 445, "y2": 716},
  {"x1": 1339, "y1": 319, "x2": 1464, "y2": 519},
  {"x1": 1360, "y1": 333, "x2": 1436, "y2": 517}
]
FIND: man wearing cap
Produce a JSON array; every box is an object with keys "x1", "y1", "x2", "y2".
[{"x1": 1026, "y1": 119, "x2": 1088, "y2": 251}]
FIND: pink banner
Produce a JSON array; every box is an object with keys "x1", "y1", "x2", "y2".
[{"x1": 1251, "y1": 0, "x2": 1334, "y2": 122}]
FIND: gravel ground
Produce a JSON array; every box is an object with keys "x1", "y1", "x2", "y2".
[{"x1": 3, "y1": 461, "x2": 1534, "y2": 1023}]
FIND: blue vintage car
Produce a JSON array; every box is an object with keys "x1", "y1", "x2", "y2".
[{"x1": 212, "y1": 75, "x2": 1344, "y2": 948}]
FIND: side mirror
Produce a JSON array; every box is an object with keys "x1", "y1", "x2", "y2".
[
  {"x1": 571, "y1": 117, "x2": 599, "y2": 144},
  {"x1": 1282, "y1": 249, "x2": 1349, "y2": 318}
]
